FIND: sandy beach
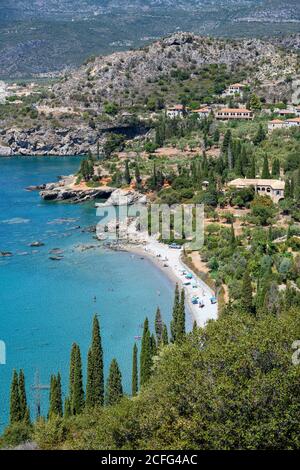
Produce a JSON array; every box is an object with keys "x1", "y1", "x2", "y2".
[{"x1": 125, "y1": 237, "x2": 218, "y2": 327}]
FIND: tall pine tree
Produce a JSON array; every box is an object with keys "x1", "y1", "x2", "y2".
[
  {"x1": 105, "y1": 359, "x2": 123, "y2": 406},
  {"x1": 140, "y1": 317, "x2": 153, "y2": 386},
  {"x1": 10, "y1": 370, "x2": 20, "y2": 424},
  {"x1": 170, "y1": 284, "x2": 180, "y2": 342},
  {"x1": 132, "y1": 343, "x2": 138, "y2": 397},
  {"x1": 155, "y1": 307, "x2": 163, "y2": 345},
  {"x1": 18, "y1": 369, "x2": 30, "y2": 424},
  {"x1": 241, "y1": 268, "x2": 253, "y2": 314},
  {"x1": 261, "y1": 155, "x2": 271, "y2": 179},
  {"x1": 72, "y1": 344, "x2": 84, "y2": 415},
  {"x1": 176, "y1": 289, "x2": 186, "y2": 342},
  {"x1": 86, "y1": 315, "x2": 104, "y2": 408}
]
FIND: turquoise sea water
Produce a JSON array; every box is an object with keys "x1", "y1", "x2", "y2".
[{"x1": 0, "y1": 156, "x2": 181, "y2": 430}]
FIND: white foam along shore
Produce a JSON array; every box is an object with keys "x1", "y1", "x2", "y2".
[{"x1": 125, "y1": 237, "x2": 218, "y2": 328}]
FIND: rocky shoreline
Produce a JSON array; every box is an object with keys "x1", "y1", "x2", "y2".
[{"x1": 38, "y1": 175, "x2": 115, "y2": 203}]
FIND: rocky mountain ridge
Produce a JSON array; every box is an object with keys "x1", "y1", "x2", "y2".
[
  {"x1": 0, "y1": 32, "x2": 299, "y2": 156},
  {"x1": 0, "y1": 1, "x2": 299, "y2": 78}
]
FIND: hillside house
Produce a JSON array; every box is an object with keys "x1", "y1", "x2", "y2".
[
  {"x1": 191, "y1": 107, "x2": 211, "y2": 119},
  {"x1": 166, "y1": 105, "x2": 185, "y2": 119},
  {"x1": 228, "y1": 178, "x2": 285, "y2": 203},
  {"x1": 286, "y1": 117, "x2": 300, "y2": 127},
  {"x1": 216, "y1": 108, "x2": 253, "y2": 120},
  {"x1": 275, "y1": 109, "x2": 295, "y2": 117},
  {"x1": 268, "y1": 119, "x2": 285, "y2": 131},
  {"x1": 222, "y1": 83, "x2": 246, "y2": 97}
]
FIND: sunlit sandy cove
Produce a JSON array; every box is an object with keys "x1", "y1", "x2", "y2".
[{"x1": 126, "y1": 237, "x2": 218, "y2": 327}]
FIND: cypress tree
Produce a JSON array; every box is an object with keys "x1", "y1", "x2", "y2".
[
  {"x1": 64, "y1": 397, "x2": 71, "y2": 419},
  {"x1": 253, "y1": 124, "x2": 266, "y2": 145},
  {"x1": 151, "y1": 333, "x2": 157, "y2": 357},
  {"x1": 18, "y1": 369, "x2": 29, "y2": 423},
  {"x1": 124, "y1": 159, "x2": 131, "y2": 185},
  {"x1": 176, "y1": 289, "x2": 186, "y2": 342},
  {"x1": 86, "y1": 315, "x2": 104, "y2": 408},
  {"x1": 241, "y1": 268, "x2": 253, "y2": 314},
  {"x1": 248, "y1": 156, "x2": 256, "y2": 178},
  {"x1": 69, "y1": 342, "x2": 77, "y2": 408},
  {"x1": 155, "y1": 307, "x2": 163, "y2": 345},
  {"x1": 222, "y1": 129, "x2": 232, "y2": 154},
  {"x1": 10, "y1": 370, "x2": 20, "y2": 424},
  {"x1": 261, "y1": 155, "x2": 271, "y2": 179},
  {"x1": 140, "y1": 317, "x2": 152, "y2": 386},
  {"x1": 49, "y1": 375, "x2": 57, "y2": 418},
  {"x1": 230, "y1": 222, "x2": 236, "y2": 247},
  {"x1": 271, "y1": 158, "x2": 280, "y2": 178},
  {"x1": 135, "y1": 162, "x2": 141, "y2": 185},
  {"x1": 162, "y1": 324, "x2": 169, "y2": 345},
  {"x1": 56, "y1": 373, "x2": 63, "y2": 416},
  {"x1": 193, "y1": 320, "x2": 198, "y2": 332},
  {"x1": 170, "y1": 284, "x2": 180, "y2": 342},
  {"x1": 132, "y1": 343, "x2": 138, "y2": 397},
  {"x1": 213, "y1": 127, "x2": 220, "y2": 144},
  {"x1": 49, "y1": 373, "x2": 63, "y2": 418},
  {"x1": 105, "y1": 359, "x2": 123, "y2": 406},
  {"x1": 72, "y1": 344, "x2": 84, "y2": 414}
]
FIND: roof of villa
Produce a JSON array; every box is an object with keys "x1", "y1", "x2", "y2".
[{"x1": 228, "y1": 178, "x2": 285, "y2": 190}]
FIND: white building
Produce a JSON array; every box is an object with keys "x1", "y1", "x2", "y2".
[
  {"x1": 216, "y1": 108, "x2": 253, "y2": 120},
  {"x1": 191, "y1": 107, "x2": 211, "y2": 119},
  {"x1": 285, "y1": 117, "x2": 300, "y2": 127},
  {"x1": 275, "y1": 109, "x2": 294, "y2": 117},
  {"x1": 222, "y1": 83, "x2": 246, "y2": 97},
  {"x1": 293, "y1": 107, "x2": 300, "y2": 117},
  {"x1": 166, "y1": 105, "x2": 185, "y2": 119},
  {"x1": 228, "y1": 178, "x2": 285, "y2": 204},
  {"x1": 268, "y1": 119, "x2": 285, "y2": 131}
]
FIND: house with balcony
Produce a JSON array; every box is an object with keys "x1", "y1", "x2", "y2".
[
  {"x1": 268, "y1": 119, "x2": 286, "y2": 131},
  {"x1": 285, "y1": 117, "x2": 300, "y2": 127},
  {"x1": 228, "y1": 178, "x2": 285, "y2": 203},
  {"x1": 216, "y1": 108, "x2": 253, "y2": 120},
  {"x1": 222, "y1": 83, "x2": 246, "y2": 97},
  {"x1": 166, "y1": 105, "x2": 186, "y2": 119},
  {"x1": 191, "y1": 106, "x2": 211, "y2": 119}
]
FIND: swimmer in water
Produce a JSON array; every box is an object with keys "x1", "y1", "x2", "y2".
[{"x1": 93, "y1": 296, "x2": 97, "y2": 302}]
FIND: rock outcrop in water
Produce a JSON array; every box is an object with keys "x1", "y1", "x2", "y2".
[{"x1": 39, "y1": 175, "x2": 115, "y2": 203}]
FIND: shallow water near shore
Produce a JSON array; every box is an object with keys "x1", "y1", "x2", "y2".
[{"x1": 0, "y1": 156, "x2": 178, "y2": 430}]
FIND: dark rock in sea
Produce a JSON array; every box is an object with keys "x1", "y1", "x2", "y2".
[
  {"x1": 49, "y1": 248, "x2": 64, "y2": 255},
  {"x1": 81, "y1": 225, "x2": 96, "y2": 233},
  {"x1": 49, "y1": 255, "x2": 64, "y2": 261},
  {"x1": 26, "y1": 184, "x2": 46, "y2": 191},
  {"x1": 29, "y1": 241, "x2": 45, "y2": 247},
  {"x1": 0, "y1": 251, "x2": 13, "y2": 257},
  {"x1": 74, "y1": 244, "x2": 98, "y2": 252}
]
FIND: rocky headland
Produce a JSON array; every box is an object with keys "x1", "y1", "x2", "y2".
[{"x1": 39, "y1": 175, "x2": 115, "y2": 203}]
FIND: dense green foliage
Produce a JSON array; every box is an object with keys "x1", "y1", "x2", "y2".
[{"x1": 29, "y1": 307, "x2": 300, "y2": 450}]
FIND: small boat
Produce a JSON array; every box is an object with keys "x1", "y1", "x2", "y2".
[
  {"x1": 210, "y1": 296, "x2": 217, "y2": 304},
  {"x1": 198, "y1": 300, "x2": 205, "y2": 308},
  {"x1": 185, "y1": 273, "x2": 193, "y2": 279},
  {"x1": 191, "y1": 296, "x2": 199, "y2": 304},
  {"x1": 134, "y1": 335, "x2": 142, "y2": 340},
  {"x1": 183, "y1": 281, "x2": 191, "y2": 286}
]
